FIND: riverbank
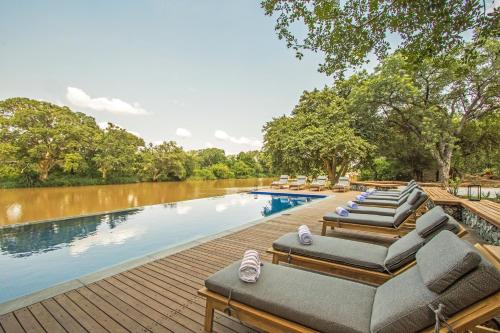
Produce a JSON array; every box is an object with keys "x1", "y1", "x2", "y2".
[{"x1": 0, "y1": 178, "x2": 273, "y2": 226}]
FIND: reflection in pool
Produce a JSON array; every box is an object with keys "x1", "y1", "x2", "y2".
[{"x1": 0, "y1": 192, "x2": 323, "y2": 303}]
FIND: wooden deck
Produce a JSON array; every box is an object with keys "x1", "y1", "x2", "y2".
[
  {"x1": 424, "y1": 187, "x2": 500, "y2": 227},
  {"x1": 0, "y1": 191, "x2": 358, "y2": 333}
]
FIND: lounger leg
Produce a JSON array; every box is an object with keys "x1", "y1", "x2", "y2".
[
  {"x1": 272, "y1": 253, "x2": 279, "y2": 264},
  {"x1": 321, "y1": 222, "x2": 327, "y2": 236},
  {"x1": 204, "y1": 299, "x2": 215, "y2": 332}
]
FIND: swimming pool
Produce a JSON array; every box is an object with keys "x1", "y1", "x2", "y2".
[{"x1": 0, "y1": 192, "x2": 324, "y2": 303}]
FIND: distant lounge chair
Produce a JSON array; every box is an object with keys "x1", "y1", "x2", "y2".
[
  {"x1": 200, "y1": 231, "x2": 500, "y2": 333},
  {"x1": 332, "y1": 176, "x2": 350, "y2": 192},
  {"x1": 321, "y1": 190, "x2": 429, "y2": 236},
  {"x1": 355, "y1": 186, "x2": 422, "y2": 208},
  {"x1": 309, "y1": 175, "x2": 327, "y2": 191},
  {"x1": 269, "y1": 207, "x2": 466, "y2": 284},
  {"x1": 289, "y1": 176, "x2": 307, "y2": 190},
  {"x1": 346, "y1": 188, "x2": 426, "y2": 216},
  {"x1": 270, "y1": 175, "x2": 289, "y2": 188}
]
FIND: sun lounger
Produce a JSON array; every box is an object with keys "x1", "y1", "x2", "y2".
[
  {"x1": 332, "y1": 176, "x2": 350, "y2": 192},
  {"x1": 355, "y1": 187, "x2": 422, "y2": 208},
  {"x1": 200, "y1": 231, "x2": 500, "y2": 333},
  {"x1": 269, "y1": 207, "x2": 466, "y2": 284},
  {"x1": 346, "y1": 189, "x2": 428, "y2": 217},
  {"x1": 364, "y1": 185, "x2": 419, "y2": 200},
  {"x1": 271, "y1": 175, "x2": 289, "y2": 188},
  {"x1": 289, "y1": 175, "x2": 307, "y2": 190},
  {"x1": 322, "y1": 190, "x2": 429, "y2": 236},
  {"x1": 309, "y1": 175, "x2": 327, "y2": 191}
]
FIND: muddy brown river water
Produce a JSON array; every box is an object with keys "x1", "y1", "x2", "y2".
[{"x1": 0, "y1": 178, "x2": 273, "y2": 226}]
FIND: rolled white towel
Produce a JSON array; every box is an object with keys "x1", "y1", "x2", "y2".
[
  {"x1": 356, "y1": 194, "x2": 366, "y2": 201},
  {"x1": 347, "y1": 201, "x2": 358, "y2": 209},
  {"x1": 336, "y1": 206, "x2": 349, "y2": 217},
  {"x1": 361, "y1": 191, "x2": 369, "y2": 197},
  {"x1": 239, "y1": 250, "x2": 261, "y2": 283},
  {"x1": 366, "y1": 188, "x2": 376, "y2": 194},
  {"x1": 298, "y1": 225, "x2": 312, "y2": 245}
]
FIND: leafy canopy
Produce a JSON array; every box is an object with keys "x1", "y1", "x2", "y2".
[{"x1": 262, "y1": 0, "x2": 499, "y2": 78}]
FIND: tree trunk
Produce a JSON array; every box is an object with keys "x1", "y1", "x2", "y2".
[
  {"x1": 434, "y1": 146, "x2": 453, "y2": 188},
  {"x1": 101, "y1": 169, "x2": 107, "y2": 179},
  {"x1": 323, "y1": 159, "x2": 334, "y2": 183}
]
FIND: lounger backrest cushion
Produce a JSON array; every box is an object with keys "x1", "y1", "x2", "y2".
[
  {"x1": 406, "y1": 190, "x2": 421, "y2": 205},
  {"x1": 371, "y1": 232, "x2": 500, "y2": 333},
  {"x1": 384, "y1": 230, "x2": 424, "y2": 272},
  {"x1": 280, "y1": 175, "x2": 289, "y2": 180},
  {"x1": 393, "y1": 202, "x2": 412, "y2": 226},
  {"x1": 416, "y1": 231, "x2": 481, "y2": 293},
  {"x1": 415, "y1": 206, "x2": 449, "y2": 237},
  {"x1": 317, "y1": 175, "x2": 327, "y2": 180}
]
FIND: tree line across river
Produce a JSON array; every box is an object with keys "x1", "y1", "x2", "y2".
[{"x1": 0, "y1": 98, "x2": 271, "y2": 188}]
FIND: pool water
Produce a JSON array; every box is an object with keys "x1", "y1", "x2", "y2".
[{"x1": 0, "y1": 192, "x2": 323, "y2": 303}]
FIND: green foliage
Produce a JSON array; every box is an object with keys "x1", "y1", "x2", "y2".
[
  {"x1": 261, "y1": 0, "x2": 498, "y2": 78},
  {"x1": 190, "y1": 168, "x2": 217, "y2": 180},
  {"x1": 210, "y1": 163, "x2": 234, "y2": 179},
  {"x1": 140, "y1": 141, "x2": 188, "y2": 181},
  {"x1": 0, "y1": 98, "x2": 271, "y2": 187},
  {"x1": 263, "y1": 87, "x2": 373, "y2": 183},
  {"x1": 93, "y1": 123, "x2": 144, "y2": 179},
  {"x1": 349, "y1": 39, "x2": 500, "y2": 186}
]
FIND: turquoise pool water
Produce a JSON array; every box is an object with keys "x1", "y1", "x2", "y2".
[{"x1": 0, "y1": 192, "x2": 324, "y2": 303}]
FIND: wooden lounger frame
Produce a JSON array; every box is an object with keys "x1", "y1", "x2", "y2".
[
  {"x1": 267, "y1": 224, "x2": 467, "y2": 285},
  {"x1": 321, "y1": 198, "x2": 430, "y2": 237},
  {"x1": 198, "y1": 244, "x2": 500, "y2": 333}
]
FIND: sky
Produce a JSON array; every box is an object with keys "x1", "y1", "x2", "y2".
[{"x1": 0, "y1": 1, "x2": 332, "y2": 154}]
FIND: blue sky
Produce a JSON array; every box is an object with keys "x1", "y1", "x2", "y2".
[{"x1": 0, "y1": 1, "x2": 332, "y2": 154}]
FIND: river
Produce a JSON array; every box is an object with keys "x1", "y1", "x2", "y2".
[{"x1": 0, "y1": 178, "x2": 273, "y2": 226}]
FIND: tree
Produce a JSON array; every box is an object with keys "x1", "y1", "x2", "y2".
[
  {"x1": 93, "y1": 123, "x2": 144, "y2": 179},
  {"x1": 261, "y1": 0, "x2": 498, "y2": 78},
  {"x1": 263, "y1": 88, "x2": 373, "y2": 183},
  {"x1": 0, "y1": 98, "x2": 101, "y2": 181},
  {"x1": 141, "y1": 141, "x2": 187, "y2": 181},
  {"x1": 196, "y1": 148, "x2": 227, "y2": 168},
  {"x1": 210, "y1": 163, "x2": 235, "y2": 179},
  {"x1": 350, "y1": 39, "x2": 499, "y2": 186}
]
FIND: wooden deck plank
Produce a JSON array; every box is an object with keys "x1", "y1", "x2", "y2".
[
  {"x1": 40, "y1": 299, "x2": 86, "y2": 333},
  {"x1": 0, "y1": 313, "x2": 25, "y2": 333},
  {"x1": 12, "y1": 308, "x2": 44, "y2": 333},
  {"x1": 26, "y1": 303, "x2": 65, "y2": 333},
  {"x1": 423, "y1": 187, "x2": 500, "y2": 227},
  {"x1": 53, "y1": 294, "x2": 107, "y2": 333},
  {"x1": 76, "y1": 287, "x2": 149, "y2": 333}
]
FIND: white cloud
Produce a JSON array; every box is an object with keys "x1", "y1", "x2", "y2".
[
  {"x1": 176, "y1": 127, "x2": 192, "y2": 138},
  {"x1": 66, "y1": 87, "x2": 148, "y2": 115},
  {"x1": 204, "y1": 142, "x2": 214, "y2": 148},
  {"x1": 214, "y1": 130, "x2": 262, "y2": 148}
]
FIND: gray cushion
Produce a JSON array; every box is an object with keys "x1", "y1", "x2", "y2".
[
  {"x1": 346, "y1": 206, "x2": 396, "y2": 216},
  {"x1": 416, "y1": 206, "x2": 449, "y2": 237},
  {"x1": 393, "y1": 203, "x2": 413, "y2": 226},
  {"x1": 323, "y1": 212, "x2": 395, "y2": 227},
  {"x1": 406, "y1": 190, "x2": 421, "y2": 205},
  {"x1": 371, "y1": 241, "x2": 500, "y2": 333},
  {"x1": 416, "y1": 231, "x2": 482, "y2": 293},
  {"x1": 356, "y1": 199, "x2": 400, "y2": 207},
  {"x1": 273, "y1": 233, "x2": 387, "y2": 271},
  {"x1": 206, "y1": 261, "x2": 375, "y2": 333},
  {"x1": 384, "y1": 231, "x2": 424, "y2": 271}
]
